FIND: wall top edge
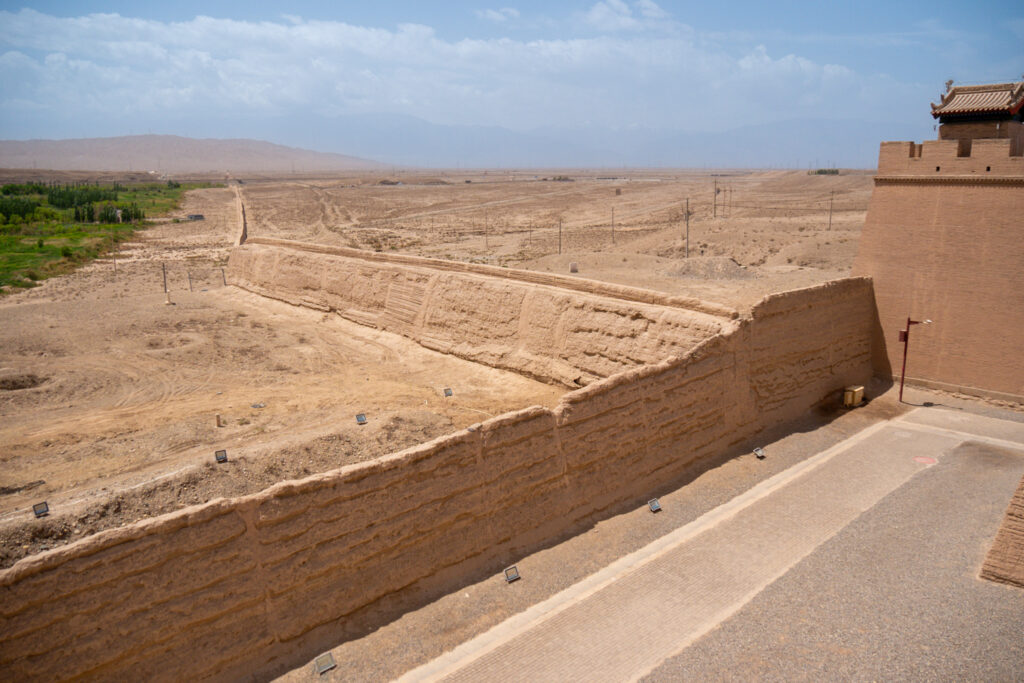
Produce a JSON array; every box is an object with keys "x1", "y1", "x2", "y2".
[
  {"x1": 873, "y1": 175, "x2": 1024, "y2": 185},
  {"x1": 750, "y1": 277, "x2": 873, "y2": 317}
]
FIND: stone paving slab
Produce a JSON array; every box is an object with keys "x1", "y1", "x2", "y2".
[
  {"x1": 402, "y1": 414, "x2": 967, "y2": 682},
  {"x1": 644, "y1": 439, "x2": 1024, "y2": 682},
  {"x1": 900, "y1": 406, "x2": 1024, "y2": 446}
]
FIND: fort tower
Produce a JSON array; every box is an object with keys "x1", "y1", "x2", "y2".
[{"x1": 853, "y1": 80, "x2": 1024, "y2": 402}]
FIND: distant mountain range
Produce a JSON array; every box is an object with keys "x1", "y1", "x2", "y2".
[
  {"x1": 0, "y1": 114, "x2": 935, "y2": 171},
  {"x1": 0, "y1": 135, "x2": 385, "y2": 173}
]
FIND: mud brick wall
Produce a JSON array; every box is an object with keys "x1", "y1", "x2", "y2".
[
  {"x1": 939, "y1": 121, "x2": 1024, "y2": 154},
  {"x1": 853, "y1": 138, "x2": 1024, "y2": 401},
  {"x1": 981, "y1": 474, "x2": 1024, "y2": 589},
  {"x1": 227, "y1": 238, "x2": 737, "y2": 386},
  {"x1": 0, "y1": 267, "x2": 873, "y2": 682}
]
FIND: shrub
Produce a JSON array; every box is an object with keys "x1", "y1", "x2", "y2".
[
  {"x1": 36, "y1": 238, "x2": 44, "y2": 249},
  {"x1": 60, "y1": 246, "x2": 72, "y2": 258}
]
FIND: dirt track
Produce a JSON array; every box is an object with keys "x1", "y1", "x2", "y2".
[{"x1": 1, "y1": 169, "x2": 867, "y2": 566}]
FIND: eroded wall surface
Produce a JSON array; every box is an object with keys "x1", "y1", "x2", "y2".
[
  {"x1": 0, "y1": 247, "x2": 873, "y2": 682},
  {"x1": 227, "y1": 238, "x2": 737, "y2": 386},
  {"x1": 852, "y1": 139, "x2": 1024, "y2": 401},
  {"x1": 981, "y1": 473, "x2": 1024, "y2": 589}
]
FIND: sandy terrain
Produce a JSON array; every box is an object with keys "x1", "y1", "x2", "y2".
[
  {"x1": 0, "y1": 182, "x2": 561, "y2": 567},
  {"x1": 240, "y1": 169, "x2": 872, "y2": 310},
  {"x1": 1, "y1": 168, "x2": 867, "y2": 567}
]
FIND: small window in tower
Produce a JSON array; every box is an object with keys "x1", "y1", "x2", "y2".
[
  {"x1": 935, "y1": 166, "x2": 940, "y2": 172},
  {"x1": 986, "y1": 166, "x2": 991, "y2": 172}
]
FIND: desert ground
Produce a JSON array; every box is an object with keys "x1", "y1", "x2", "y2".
[
  {"x1": 0, "y1": 168, "x2": 870, "y2": 566},
  {"x1": 240, "y1": 168, "x2": 871, "y2": 310}
]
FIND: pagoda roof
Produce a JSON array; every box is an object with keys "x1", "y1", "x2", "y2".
[{"x1": 931, "y1": 81, "x2": 1024, "y2": 118}]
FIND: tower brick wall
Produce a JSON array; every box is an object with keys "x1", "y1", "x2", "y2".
[
  {"x1": 939, "y1": 120, "x2": 1024, "y2": 152},
  {"x1": 852, "y1": 137, "x2": 1024, "y2": 401}
]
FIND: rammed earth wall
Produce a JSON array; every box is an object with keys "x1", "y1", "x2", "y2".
[
  {"x1": 0, "y1": 242, "x2": 874, "y2": 682},
  {"x1": 853, "y1": 138, "x2": 1024, "y2": 401},
  {"x1": 227, "y1": 238, "x2": 737, "y2": 386}
]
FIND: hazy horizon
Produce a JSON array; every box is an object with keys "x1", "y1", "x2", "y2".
[{"x1": 1, "y1": 2, "x2": 1022, "y2": 167}]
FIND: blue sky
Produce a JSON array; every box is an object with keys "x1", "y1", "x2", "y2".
[{"x1": 1, "y1": 1, "x2": 1021, "y2": 166}]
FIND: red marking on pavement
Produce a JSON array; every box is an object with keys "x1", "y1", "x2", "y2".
[{"x1": 913, "y1": 456, "x2": 937, "y2": 465}]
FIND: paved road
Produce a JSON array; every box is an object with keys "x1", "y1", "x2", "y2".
[{"x1": 400, "y1": 408, "x2": 1024, "y2": 682}]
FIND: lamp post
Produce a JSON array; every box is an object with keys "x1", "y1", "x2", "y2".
[{"x1": 898, "y1": 316, "x2": 932, "y2": 403}]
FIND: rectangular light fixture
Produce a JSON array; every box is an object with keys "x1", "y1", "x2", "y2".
[
  {"x1": 33, "y1": 502, "x2": 49, "y2": 518},
  {"x1": 648, "y1": 498, "x2": 662, "y2": 513},
  {"x1": 215, "y1": 449, "x2": 228, "y2": 464},
  {"x1": 313, "y1": 653, "x2": 337, "y2": 675},
  {"x1": 753, "y1": 447, "x2": 766, "y2": 459},
  {"x1": 504, "y1": 565, "x2": 521, "y2": 583},
  {"x1": 356, "y1": 413, "x2": 367, "y2": 425}
]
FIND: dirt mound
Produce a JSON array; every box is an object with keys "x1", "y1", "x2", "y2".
[
  {"x1": 664, "y1": 256, "x2": 753, "y2": 280},
  {"x1": 0, "y1": 372, "x2": 47, "y2": 391}
]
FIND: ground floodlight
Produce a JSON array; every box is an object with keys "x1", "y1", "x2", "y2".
[
  {"x1": 313, "y1": 653, "x2": 337, "y2": 675},
  {"x1": 504, "y1": 566, "x2": 521, "y2": 583},
  {"x1": 754, "y1": 447, "x2": 766, "y2": 459},
  {"x1": 356, "y1": 413, "x2": 367, "y2": 425},
  {"x1": 215, "y1": 449, "x2": 228, "y2": 464},
  {"x1": 33, "y1": 502, "x2": 49, "y2": 518},
  {"x1": 443, "y1": 387, "x2": 453, "y2": 397},
  {"x1": 648, "y1": 498, "x2": 662, "y2": 513}
]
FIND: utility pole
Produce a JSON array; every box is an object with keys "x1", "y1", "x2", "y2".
[
  {"x1": 828, "y1": 191, "x2": 834, "y2": 230},
  {"x1": 713, "y1": 180, "x2": 717, "y2": 218},
  {"x1": 162, "y1": 262, "x2": 171, "y2": 305},
  {"x1": 685, "y1": 198, "x2": 690, "y2": 258}
]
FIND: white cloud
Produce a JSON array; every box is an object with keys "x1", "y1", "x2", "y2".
[
  {"x1": 584, "y1": 0, "x2": 639, "y2": 32},
  {"x1": 583, "y1": 0, "x2": 670, "y2": 31},
  {"x1": 0, "y1": 8, "x2": 924, "y2": 138},
  {"x1": 635, "y1": 0, "x2": 668, "y2": 20},
  {"x1": 475, "y1": 8, "x2": 519, "y2": 23}
]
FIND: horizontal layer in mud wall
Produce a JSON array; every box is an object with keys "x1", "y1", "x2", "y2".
[
  {"x1": 227, "y1": 239, "x2": 736, "y2": 386},
  {"x1": 0, "y1": 278, "x2": 873, "y2": 682}
]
